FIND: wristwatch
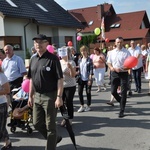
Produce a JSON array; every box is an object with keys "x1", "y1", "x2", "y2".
[{"x1": 57, "y1": 95, "x2": 62, "y2": 98}]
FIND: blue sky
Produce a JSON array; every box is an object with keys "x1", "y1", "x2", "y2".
[{"x1": 54, "y1": 0, "x2": 150, "y2": 19}]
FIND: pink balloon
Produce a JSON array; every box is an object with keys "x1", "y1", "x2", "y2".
[
  {"x1": 47, "y1": 45, "x2": 54, "y2": 53},
  {"x1": 22, "y1": 79, "x2": 30, "y2": 93},
  {"x1": 77, "y1": 36, "x2": 81, "y2": 41},
  {"x1": 90, "y1": 54, "x2": 94, "y2": 60}
]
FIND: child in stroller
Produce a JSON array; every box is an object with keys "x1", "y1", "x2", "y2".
[{"x1": 7, "y1": 87, "x2": 32, "y2": 134}]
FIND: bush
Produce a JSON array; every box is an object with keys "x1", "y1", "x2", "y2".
[{"x1": 25, "y1": 48, "x2": 31, "y2": 59}]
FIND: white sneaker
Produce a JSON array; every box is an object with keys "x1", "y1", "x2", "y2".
[
  {"x1": 84, "y1": 106, "x2": 91, "y2": 112},
  {"x1": 96, "y1": 89, "x2": 101, "y2": 92},
  {"x1": 103, "y1": 87, "x2": 107, "y2": 91},
  {"x1": 103, "y1": 84, "x2": 107, "y2": 91},
  {"x1": 77, "y1": 106, "x2": 85, "y2": 113}
]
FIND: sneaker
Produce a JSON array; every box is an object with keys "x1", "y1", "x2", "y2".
[
  {"x1": 96, "y1": 89, "x2": 101, "y2": 93},
  {"x1": 1, "y1": 142, "x2": 12, "y2": 150},
  {"x1": 118, "y1": 111, "x2": 124, "y2": 118},
  {"x1": 84, "y1": 106, "x2": 91, "y2": 112},
  {"x1": 103, "y1": 87, "x2": 107, "y2": 91},
  {"x1": 103, "y1": 84, "x2": 107, "y2": 91},
  {"x1": 128, "y1": 91, "x2": 132, "y2": 96},
  {"x1": 106, "y1": 102, "x2": 114, "y2": 106},
  {"x1": 77, "y1": 106, "x2": 85, "y2": 113}
]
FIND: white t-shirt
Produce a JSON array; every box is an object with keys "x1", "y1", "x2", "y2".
[
  {"x1": 0, "y1": 73, "x2": 8, "y2": 104},
  {"x1": 60, "y1": 60, "x2": 76, "y2": 88},
  {"x1": 141, "y1": 49, "x2": 148, "y2": 56},
  {"x1": 128, "y1": 47, "x2": 143, "y2": 70}
]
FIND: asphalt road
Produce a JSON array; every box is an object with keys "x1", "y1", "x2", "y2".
[{"x1": 1, "y1": 75, "x2": 150, "y2": 150}]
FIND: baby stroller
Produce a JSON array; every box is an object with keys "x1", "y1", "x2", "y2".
[{"x1": 8, "y1": 88, "x2": 33, "y2": 134}]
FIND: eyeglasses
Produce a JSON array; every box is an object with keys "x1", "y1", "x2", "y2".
[{"x1": 34, "y1": 40, "x2": 48, "y2": 44}]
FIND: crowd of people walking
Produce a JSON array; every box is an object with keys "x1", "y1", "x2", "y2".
[{"x1": 0, "y1": 33, "x2": 150, "y2": 150}]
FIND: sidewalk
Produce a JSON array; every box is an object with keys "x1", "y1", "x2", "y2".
[{"x1": 1, "y1": 75, "x2": 150, "y2": 150}]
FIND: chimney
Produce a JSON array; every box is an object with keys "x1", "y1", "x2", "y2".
[{"x1": 97, "y1": 4, "x2": 104, "y2": 20}]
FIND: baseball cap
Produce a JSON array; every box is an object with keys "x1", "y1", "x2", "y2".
[{"x1": 32, "y1": 34, "x2": 47, "y2": 41}]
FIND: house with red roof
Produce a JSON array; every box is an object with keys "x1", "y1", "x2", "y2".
[
  {"x1": 69, "y1": 3, "x2": 150, "y2": 48},
  {"x1": 0, "y1": 0, "x2": 83, "y2": 59}
]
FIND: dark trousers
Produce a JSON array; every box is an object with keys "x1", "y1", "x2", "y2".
[
  {"x1": 62, "y1": 86, "x2": 76, "y2": 119},
  {"x1": 0, "y1": 103, "x2": 9, "y2": 141},
  {"x1": 9, "y1": 77, "x2": 23, "y2": 92},
  {"x1": 8, "y1": 77, "x2": 23, "y2": 105},
  {"x1": 78, "y1": 80, "x2": 92, "y2": 106},
  {"x1": 132, "y1": 67, "x2": 142, "y2": 90},
  {"x1": 33, "y1": 91, "x2": 57, "y2": 150},
  {"x1": 111, "y1": 71, "x2": 128, "y2": 112},
  {"x1": 12, "y1": 100, "x2": 27, "y2": 111}
]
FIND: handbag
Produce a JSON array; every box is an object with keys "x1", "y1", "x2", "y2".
[
  {"x1": 13, "y1": 107, "x2": 24, "y2": 119},
  {"x1": 13, "y1": 101, "x2": 29, "y2": 119}
]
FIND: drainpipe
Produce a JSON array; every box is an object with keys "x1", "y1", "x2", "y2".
[{"x1": 24, "y1": 20, "x2": 31, "y2": 58}]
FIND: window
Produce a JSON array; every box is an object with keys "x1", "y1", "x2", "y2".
[
  {"x1": 65, "y1": 36, "x2": 73, "y2": 46},
  {"x1": 110, "y1": 23, "x2": 121, "y2": 28},
  {"x1": 110, "y1": 24, "x2": 115, "y2": 28},
  {"x1": 35, "y1": 3, "x2": 48, "y2": 12},
  {"x1": 6, "y1": 0, "x2": 18, "y2": 7},
  {"x1": 115, "y1": 23, "x2": 120, "y2": 28},
  {"x1": 88, "y1": 21, "x2": 94, "y2": 26},
  {"x1": 4, "y1": 36, "x2": 22, "y2": 50}
]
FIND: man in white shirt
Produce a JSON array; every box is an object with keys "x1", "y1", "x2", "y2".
[
  {"x1": 128, "y1": 40, "x2": 143, "y2": 93},
  {"x1": 107, "y1": 37, "x2": 131, "y2": 118}
]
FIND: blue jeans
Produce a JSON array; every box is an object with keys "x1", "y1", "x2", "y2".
[
  {"x1": 132, "y1": 67, "x2": 142, "y2": 90},
  {"x1": 78, "y1": 80, "x2": 92, "y2": 106}
]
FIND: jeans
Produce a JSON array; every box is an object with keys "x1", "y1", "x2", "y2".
[
  {"x1": 78, "y1": 80, "x2": 92, "y2": 106},
  {"x1": 33, "y1": 91, "x2": 57, "y2": 150},
  {"x1": 132, "y1": 67, "x2": 142, "y2": 90},
  {"x1": 0, "y1": 103, "x2": 9, "y2": 142},
  {"x1": 62, "y1": 86, "x2": 76, "y2": 119}
]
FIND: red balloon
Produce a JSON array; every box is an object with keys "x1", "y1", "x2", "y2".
[
  {"x1": 123, "y1": 56, "x2": 138, "y2": 68},
  {"x1": 105, "y1": 38, "x2": 109, "y2": 43},
  {"x1": 21, "y1": 79, "x2": 30, "y2": 93},
  {"x1": 68, "y1": 41, "x2": 73, "y2": 46}
]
